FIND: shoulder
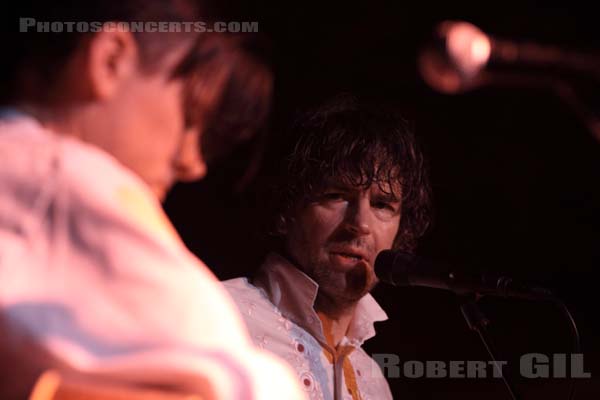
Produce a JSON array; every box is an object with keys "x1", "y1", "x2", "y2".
[
  {"x1": 0, "y1": 117, "x2": 58, "y2": 202},
  {"x1": 0, "y1": 116, "x2": 139, "y2": 195},
  {"x1": 0, "y1": 115, "x2": 185, "y2": 276},
  {"x1": 223, "y1": 278, "x2": 284, "y2": 330},
  {"x1": 223, "y1": 278, "x2": 312, "y2": 361},
  {"x1": 0, "y1": 117, "x2": 158, "y2": 223},
  {"x1": 223, "y1": 278, "x2": 273, "y2": 310},
  {"x1": 223, "y1": 277, "x2": 256, "y2": 293}
]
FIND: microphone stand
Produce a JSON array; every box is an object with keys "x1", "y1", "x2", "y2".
[{"x1": 460, "y1": 296, "x2": 521, "y2": 400}]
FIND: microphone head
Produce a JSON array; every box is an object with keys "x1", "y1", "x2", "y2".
[
  {"x1": 375, "y1": 250, "x2": 419, "y2": 286},
  {"x1": 418, "y1": 20, "x2": 491, "y2": 93}
]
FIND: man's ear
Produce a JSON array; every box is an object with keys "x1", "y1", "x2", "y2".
[{"x1": 85, "y1": 27, "x2": 139, "y2": 100}]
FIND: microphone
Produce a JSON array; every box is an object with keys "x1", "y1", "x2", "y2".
[
  {"x1": 375, "y1": 250, "x2": 554, "y2": 300},
  {"x1": 418, "y1": 20, "x2": 600, "y2": 94}
]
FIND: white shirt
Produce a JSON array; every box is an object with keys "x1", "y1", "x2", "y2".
[
  {"x1": 224, "y1": 253, "x2": 393, "y2": 400},
  {"x1": 0, "y1": 111, "x2": 306, "y2": 400}
]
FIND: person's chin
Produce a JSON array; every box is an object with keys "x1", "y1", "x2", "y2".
[
  {"x1": 149, "y1": 181, "x2": 171, "y2": 202},
  {"x1": 345, "y1": 263, "x2": 375, "y2": 299},
  {"x1": 153, "y1": 187, "x2": 168, "y2": 202}
]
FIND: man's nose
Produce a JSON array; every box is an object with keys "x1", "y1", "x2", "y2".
[
  {"x1": 344, "y1": 198, "x2": 371, "y2": 235},
  {"x1": 174, "y1": 130, "x2": 207, "y2": 182}
]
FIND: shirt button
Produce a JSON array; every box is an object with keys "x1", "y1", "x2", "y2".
[
  {"x1": 300, "y1": 372, "x2": 314, "y2": 391},
  {"x1": 296, "y1": 343, "x2": 305, "y2": 353},
  {"x1": 357, "y1": 369, "x2": 361, "y2": 376}
]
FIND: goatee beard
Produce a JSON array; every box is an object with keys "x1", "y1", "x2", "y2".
[{"x1": 313, "y1": 262, "x2": 377, "y2": 318}]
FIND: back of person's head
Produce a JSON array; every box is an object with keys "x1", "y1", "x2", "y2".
[
  {"x1": 4, "y1": 0, "x2": 200, "y2": 103},
  {"x1": 196, "y1": 36, "x2": 273, "y2": 166},
  {"x1": 4, "y1": 0, "x2": 273, "y2": 191},
  {"x1": 264, "y1": 93, "x2": 432, "y2": 253}
]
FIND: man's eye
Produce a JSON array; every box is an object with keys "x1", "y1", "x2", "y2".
[
  {"x1": 322, "y1": 192, "x2": 344, "y2": 200},
  {"x1": 373, "y1": 202, "x2": 396, "y2": 212}
]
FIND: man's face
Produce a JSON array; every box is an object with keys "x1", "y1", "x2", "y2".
[
  {"x1": 284, "y1": 180, "x2": 401, "y2": 307},
  {"x1": 83, "y1": 38, "x2": 206, "y2": 200}
]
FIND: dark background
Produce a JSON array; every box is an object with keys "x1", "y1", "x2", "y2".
[{"x1": 165, "y1": 1, "x2": 600, "y2": 398}]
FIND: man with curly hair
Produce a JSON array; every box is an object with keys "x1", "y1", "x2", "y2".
[{"x1": 225, "y1": 94, "x2": 432, "y2": 400}]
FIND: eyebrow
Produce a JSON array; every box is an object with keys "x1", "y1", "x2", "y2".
[
  {"x1": 318, "y1": 182, "x2": 401, "y2": 201},
  {"x1": 319, "y1": 182, "x2": 357, "y2": 193},
  {"x1": 374, "y1": 191, "x2": 400, "y2": 202}
]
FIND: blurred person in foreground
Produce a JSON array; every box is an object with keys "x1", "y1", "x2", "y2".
[
  {"x1": 225, "y1": 95, "x2": 432, "y2": 399},
  {"x1": 0, "y1": 1, "x2": 305, "y2": 399}
]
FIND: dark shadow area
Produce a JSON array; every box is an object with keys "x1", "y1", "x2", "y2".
[{"x1": 165, "y1": 1, "x2": 600, "y2": 398}]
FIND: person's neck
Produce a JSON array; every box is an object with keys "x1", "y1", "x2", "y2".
[
  {"x1": 17, "y1": 102, "x2": 82, "y2": 138},
  {"x1": 315, "y1": 295, "x2": 357, "y2": 349}
]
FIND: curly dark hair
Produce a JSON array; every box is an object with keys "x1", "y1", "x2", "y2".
[{"x1": 268, "y1": 94, "x2": 433, "y2": 253}]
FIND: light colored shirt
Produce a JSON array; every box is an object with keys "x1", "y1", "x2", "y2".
[
  {"x1": 0, "y1": 111, "x2": 306, "y2": 400},
  {"x1": 224, "y1": 253, "x2": 393, "y2": 400}
]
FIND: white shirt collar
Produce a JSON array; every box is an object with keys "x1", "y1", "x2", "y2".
[{"x1": 254, "y1": 252, "x2": 388, "y2": 347}]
